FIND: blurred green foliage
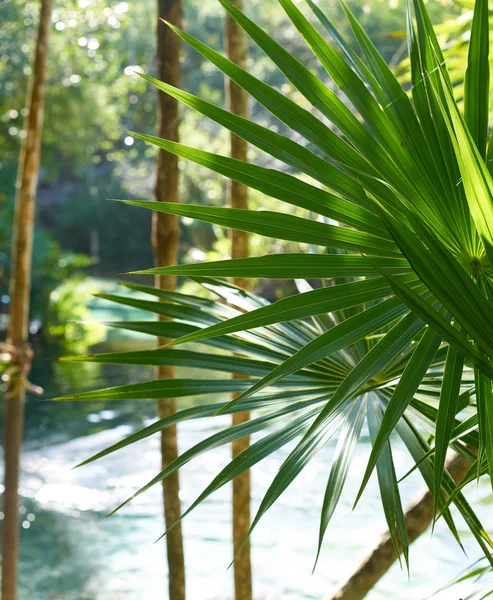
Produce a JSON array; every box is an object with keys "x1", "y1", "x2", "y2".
[
  {"x1": 0, "y1": 163, "x2": 98, "y2": 349},
  {"x1": 0, "y1": 0, "x2": 461, "y2": 339}
]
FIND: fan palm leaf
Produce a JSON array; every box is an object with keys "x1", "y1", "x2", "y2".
[{"x1": 59, "y1": 0, "x2": 493, "y2": 567}]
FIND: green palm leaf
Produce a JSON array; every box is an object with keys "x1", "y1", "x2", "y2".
[{"x1": 59, "y1": 0, "x2": 493, "y2": 568}]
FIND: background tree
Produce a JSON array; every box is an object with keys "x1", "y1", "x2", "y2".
[
  {"x1": 153, "y1": 2, "x2": 186, "y2": 599},
  {"x1": 225, "y1": 2, "x2": 252, "y2": 600},
  {"x1": 1, "y1": 1, "x2": 52, "y2": 599}
]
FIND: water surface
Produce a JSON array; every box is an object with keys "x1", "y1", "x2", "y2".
[{"x1": 4, "y1": 280, "x2": 492, "y2": 599}]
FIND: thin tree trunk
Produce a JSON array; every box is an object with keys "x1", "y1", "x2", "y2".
[
  {"x1": 1, "y1": 1, "x2": 52, "y2": 599},
  {"x1": 324, "y1": 452, "x2": 471, "y2": 600},
  {"x1": 225, "y1": 3, "x2": 252, "y2": 600},
  {"x1": 153, "y1": 3, "x2": 185, "y2": 600}
]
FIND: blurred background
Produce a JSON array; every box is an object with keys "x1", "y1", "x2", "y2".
[{"x1": 2, "y1": 0, "x2": 492, "y2": 598}]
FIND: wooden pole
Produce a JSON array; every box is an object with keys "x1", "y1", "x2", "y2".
[
  {"x1": 2, "y1": 1, "x2": 52, "y2": 599},
  {"x1": 153, "y1": 2, "x2": 186, "y2": 599},
  {"x1": 225, "y1": 3, "x2": 253, "y2": 599}
]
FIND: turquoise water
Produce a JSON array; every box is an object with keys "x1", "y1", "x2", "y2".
[{"x1": 5, "y1": 280, "x2": 493, "y2": 599}]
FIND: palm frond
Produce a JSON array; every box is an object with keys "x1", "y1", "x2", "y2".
[{"x1": 59, "y1": 0, "x2": 493, "y2": 567}]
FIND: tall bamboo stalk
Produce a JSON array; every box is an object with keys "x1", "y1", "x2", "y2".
[
  {"x1": 2, "y1": 1, "x2": 52, "y2": 599},
  {"x1": 153, "y1": 2, "x2": 186, "y2": 599},
  {"x1": 225, "y1": 2, "x2": 253, "y2": 599}
]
